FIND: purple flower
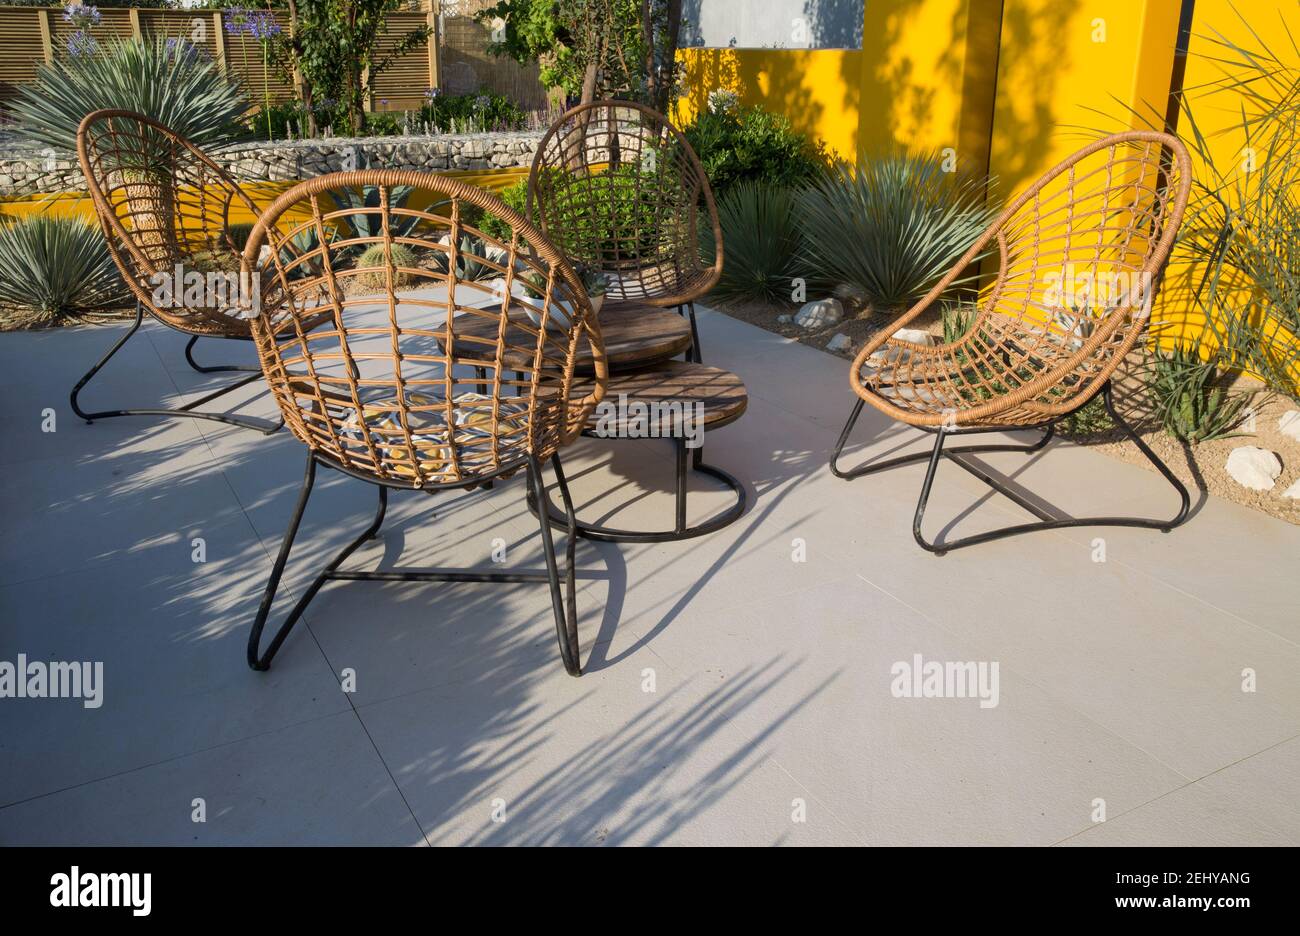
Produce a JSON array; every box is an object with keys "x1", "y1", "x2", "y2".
[
  {"x1": 247, "y1": 10, "x2": 281, "y2": 40},
  {"x1": 425, "y1": 87, "x2": 442, "y2": 101},
  {"x1": 62, "y1": 4, "x2": 101, "y2": 28},
  {"x1": 164, "y1": 37, "x2": 202, "y2": 64},
  {"x1": 65, "y1": 30, "x2": 97, "y2": 57},
  {"x1": 222, "y1": 6, "x2": 249, "y2": 36}
]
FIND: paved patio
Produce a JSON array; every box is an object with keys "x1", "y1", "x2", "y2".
[{"x1": 1, "y1": 306, "x2": 1298, "y2": 846}]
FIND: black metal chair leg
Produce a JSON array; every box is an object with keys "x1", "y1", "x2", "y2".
[
  {"x1": 1104, "y1": 382, "x2": 1191, "y2": 529},
  {"x1": 70, "y1": 302, "x2": 282, "y2": 435},
  {"x1": 831, "y1": 397, "x2": 1053, "y2": 481},
  {"x1": 838, "y1": 382, "x2": 1194, "y2": 555},
  {"x1": 677, "y1": 302, "x2": 703, "y2": 363},
  {"x1": 247, "y1": 457, "x2": 387, "y2": 670},
  {"x1": 70, "y1": 302, "x2": 144, "y2": 422},
  {"x1": 531, "y1": 446, "x2": 746, "y2": 543},
  {"x1": 530, "y1": 454, "x2": 581, "y2": 676},
  {"x1": 184, "y1": 335, "x2": 260, "y2": 374}
]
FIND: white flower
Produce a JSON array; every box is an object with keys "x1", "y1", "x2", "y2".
[{"x1": 707, "y1": 89, "x2": 740, "y2": 115}]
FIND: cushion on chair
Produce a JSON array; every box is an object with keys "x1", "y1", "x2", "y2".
[{"x1": 338, "y1": 391, "x2": 530, "y2": 479}]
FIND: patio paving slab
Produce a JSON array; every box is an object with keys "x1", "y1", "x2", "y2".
[
  {"x1": 613, "y1": 576, "x2": 1189, "y2": 846},
  {"x1": 1, "y1": 308, "x2": 1297, "y2": 845},
  {"x1": 1059, "y1": 736, "x2": 1300, "y2": 846},
  {"x1": 0, "y1": 710, "x2": 423, "y2": 845},
  {"x1": 0, "y1": 542, "x2": 349, "y2": 807},
  {"x1": 355, "y1": 638, "x2": 859, "y2": 846}
]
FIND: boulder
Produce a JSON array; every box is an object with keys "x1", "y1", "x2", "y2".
[
  {"x1": 1225, "y1": 445, "x2": 1282, "y2": 491},
  {"x1": 794, "y1": 298, "x2": 843, "y2": 330},
  {"x1": 865, "y1": 327, "x2": 934, "y2": 368},
  {"x1": 1278, "y1": 409, "x2": 1300, "y2": 442},
  {"x1": 826, "y1": 333, "x2": 852, "y2": 353},
  {"x1": 893, "y1": 328, "x2": 935, "y2": 346}
]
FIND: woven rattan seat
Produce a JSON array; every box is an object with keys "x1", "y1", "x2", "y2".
[
  {"x1": 241, "y1": 169, "x2": 606, "y2": 677},
  {"x1": 72, "y1": 109, "x2": 322, "y2": 433},
  {"x1": 833, "y1": 131, "x2": 1195, "y2": 553},
  {"x1": 528, "y1": 100, "x2": 721, "y2": 363}
]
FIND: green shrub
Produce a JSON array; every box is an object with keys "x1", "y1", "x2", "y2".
[
  {"x1": 10, "y1": 37, "x2": 249, "y2": 155},
  {"x1": 0, "y1": 215, "x2": 131, "y2": 326},
  {"x1": 1169, "y1": 9, "x2": 1300, "y2": 400},
  {"x1": 683, "y1": 104, "x2": 828, "y2": 196},
  {"x1": 705, "y1": 181, "x2": 808, "y2": 304},
  {"x1": 798, "y1": 153, "x2": 997, "y2": 314},
  {"x1": 477, "y1": 178, "x2": 530, "y2": 242},
  {"x1": 1058, "y1": 395, "x2": 1115, "y2": 437},
  {"x1": 419, "y1": 91, "x2": 526, "y2": 134},
  {"x1": 1146, "y1": 344, "x2": 1252, "y2": 443},
  {"x1": 536, "y1": 164, "x2": 672, "y2": 264}
]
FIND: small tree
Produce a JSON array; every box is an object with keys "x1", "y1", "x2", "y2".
[
  {"x1": 477, "y1": 0, "x2": 681, "y2": 112},
  {"x1": 275, "y1": 0, "x2": 430, "y2": 136}
]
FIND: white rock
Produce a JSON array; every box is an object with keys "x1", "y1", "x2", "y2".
[
  {"x1": 1278, "y1": 409, "x2": 1300, "y2": 442},
  {"x1": 864, "y1": 327, "x2": 935, "y2": 368},
  {"x1": 794, "y1": 298, "x2": 843, "y2": 330},
  {"x1": 893, "y1": 327, "x2": 934, "y2": 346},
  {"x1": 776, "y1": 314, "x2": 792, "y2": 324},
  {"x1": 1225, "y1": 445, "x2": 1282, "y2": 491},
  {"x1": 826, "y1": 332, "x2": 852, "y2": 352},
  {"x1": 1281, "y1": 478, "x2": 1300, "y2": 500}
]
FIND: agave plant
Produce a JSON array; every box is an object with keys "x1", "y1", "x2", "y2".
[
  {"x1": 798, "y1": 153, "x2": 997, "y2": 314},
  {"x1": 430, "y1": 234, "x2": 503, "y2": 283},
  {"x1": 0, "y1": 215, "x2": 131, "y2": 326},
  {"x1": 705, "y1": 181, "x2": 809, "y2": 304},
  {"x1": 9, "y1": 37, "x2": 249, "y2": 157},
  {"x1": 332, "y1": 185, "x2": 420, "y2": 243},
  {"x1": 1146, "y1": 344, "x2": 1252, "y2": 443},
  {"x1": 1169, "y1": 20, "x2": 1300, "y2": 398}
]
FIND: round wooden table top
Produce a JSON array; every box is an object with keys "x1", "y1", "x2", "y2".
[
  {"x1": 444, "y1": 304, "x2": 692, "y2": 372},
  {"x1": 574, "y1": 361, "x2": 748, "y2": 433}
]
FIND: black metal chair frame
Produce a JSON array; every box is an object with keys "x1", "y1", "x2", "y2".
[
  {"x1": 248, "y1": 449, "x2": 585, "y2": 676},
  {"x1": 529, "y1": 413, "x2": 747, "y2": 544},
  {"x1": 831, "y1": 380, "x2": 1191, "y2": 555},
  {"x1": 70, "y1": 300, "x2": 284, "y2": 435}
]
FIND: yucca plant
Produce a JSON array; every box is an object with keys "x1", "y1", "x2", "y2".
[
  {"x1": 704, "y1": 181, "x2": 809, "y2": 304},
  {"x1": 9, "y1": 37, "x2": 249, "y2": 158},
  {"x1": 798, "y1": 153, "x2": 997, "y2": 315},
  {"x1": 1146, "y1": 344, "x2": 1252, "y2": 443},
  {"x1": 0, "y1": 215, "x2": 131, "y2": 327}
]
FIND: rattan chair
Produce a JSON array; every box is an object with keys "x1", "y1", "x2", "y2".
[
  {"x1": 528, "y1": 100, "x2": 722, "y2": 361},
  {"x1": 832, "y1": 131, "x2": 1194, "y2": 553},
  {"x1": 241, "y1": 169, "x2": 607, "y2": 676},
  {"x1": 74, "y1": 109, "x2": 318, "y2": 433}
]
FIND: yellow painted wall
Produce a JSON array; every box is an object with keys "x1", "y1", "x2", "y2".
[
  {"x1": 989, "y1": 0, "x2": 1182, "y2": 196},
  {"x1": 0, "y1": 166, "x2": 530, "y2": 226},
  {"x1": 1154, "y1": 0, "x2": 1300, "y2": 386},
  {"x1": 676, "y1": 47, "x2": 862, "y2": 162},
  {"x1": 858, "y1": 0, "x2": 1002, "y2": 178}
]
